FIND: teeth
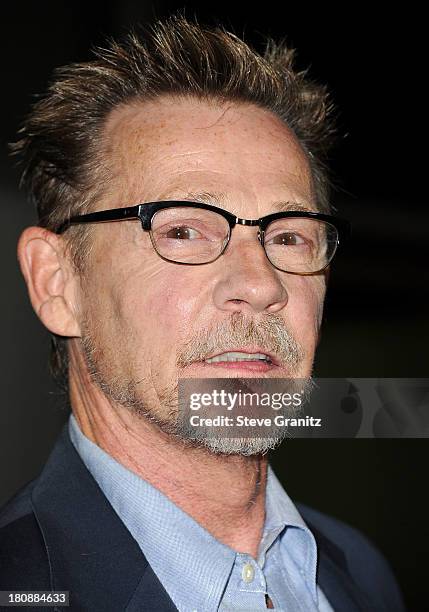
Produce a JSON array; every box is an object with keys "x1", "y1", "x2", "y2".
[{"x1": 205, "y1": 351, "x2": 272, "y2": 364}]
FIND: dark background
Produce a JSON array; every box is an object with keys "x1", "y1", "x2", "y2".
[{"x1": 1, "y1": 2, "x2": 427, "y2": 610}]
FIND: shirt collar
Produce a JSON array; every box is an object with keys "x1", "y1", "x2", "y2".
[{"x1": 265, "y1": 464, "x2": 319, "y2": 602}]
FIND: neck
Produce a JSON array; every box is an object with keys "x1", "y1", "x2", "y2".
[{"x1": 69, "y1": 365, "x2": 268, "y2": 558}]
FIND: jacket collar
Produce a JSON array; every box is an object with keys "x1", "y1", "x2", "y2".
[{"x1": 31, "y1": 422, "x2": 371, "y2": 611}]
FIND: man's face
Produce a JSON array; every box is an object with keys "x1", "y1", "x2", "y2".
[{"x1": 73, "y1": 96, "x2": 326, "y2": 444}]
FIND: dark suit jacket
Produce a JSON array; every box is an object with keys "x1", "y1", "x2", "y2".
[{"x1": 0, "y1": 424, "x2": 406, "y2": 611}]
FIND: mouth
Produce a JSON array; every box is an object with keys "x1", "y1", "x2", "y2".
[
  {"x1": 196, "y1": 348, "x2": 280, "y2": 373},
  {"x1": 205, "y1": 350, "x2": 273, "y2": 364}
]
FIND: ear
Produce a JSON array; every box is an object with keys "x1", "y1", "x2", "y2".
[{"x1": 17, "y1": 226, "x2": 81, "y2": 338}]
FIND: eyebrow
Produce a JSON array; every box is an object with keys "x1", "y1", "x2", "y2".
[{"x1": 173, "y1": 190, "x2": 315, "y2": 214}]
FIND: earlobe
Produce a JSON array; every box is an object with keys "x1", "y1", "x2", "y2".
[{"x1": 17, "y1": 227, "x2": 81, "y2": 338}]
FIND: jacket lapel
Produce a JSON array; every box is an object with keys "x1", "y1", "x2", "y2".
[
  {"x1": 304, "y1": 517, "x2": 375, "y2": 611},
  {"x1": 31, "y1": 424, "x2": 177, "y2": 611},
  {"x1": 125, "y1": 564, "x2": 178, "y2": 611}
]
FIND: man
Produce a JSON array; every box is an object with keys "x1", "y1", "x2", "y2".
[{"x1": 0, "y1": 15, "x2": 405, "y2": 611}]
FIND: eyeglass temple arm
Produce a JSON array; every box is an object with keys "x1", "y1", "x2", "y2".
[{"x1": 55, "y1": 205, "x2": 142, "y2": 234}]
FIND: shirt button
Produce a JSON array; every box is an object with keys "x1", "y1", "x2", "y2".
[{"x1": 242, "y1": 563, "x2": 255, "y2": 583}]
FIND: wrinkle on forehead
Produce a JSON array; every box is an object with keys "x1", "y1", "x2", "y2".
[{"x1": 100, "y1": 96, "x2": 314, "y2": 209}]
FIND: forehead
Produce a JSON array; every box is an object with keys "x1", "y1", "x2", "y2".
[{"x1": 101, "y1": 96, "x2": 314, "y2": 209}]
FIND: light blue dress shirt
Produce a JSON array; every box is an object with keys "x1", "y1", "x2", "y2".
[{"x1": 69, "y1": 414, "x2": 333, "y2": 611}]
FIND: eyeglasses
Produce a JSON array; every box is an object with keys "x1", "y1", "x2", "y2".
[{"x1": 55, "y1": 200, "x2": 351, "y2": 275}]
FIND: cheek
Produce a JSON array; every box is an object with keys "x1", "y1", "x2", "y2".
[
  {"x1": 122, "y1": 266, "x2": 203, "y2": 346},
  {"x1": 287, "y1": 277, "x2": 325, "y2": 350},
  {"x1": 87, "y1": 226, "x2": 205, "y2": 344}
]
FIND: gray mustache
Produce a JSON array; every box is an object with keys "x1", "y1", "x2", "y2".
[{"x1": 176, "y1": 312, "x2": 304, "y2": 370}]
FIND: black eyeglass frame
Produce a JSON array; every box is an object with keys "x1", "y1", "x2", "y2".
[{"x1": 55, "y1": 200, "x2": 351, "y2": 275}]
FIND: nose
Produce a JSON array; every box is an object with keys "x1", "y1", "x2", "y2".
[{"x1": 212, "y1": 228, "x2": 289, "y2": 315}]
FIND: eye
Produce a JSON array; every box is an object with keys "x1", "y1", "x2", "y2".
[
  {"x1": 267, "y1": 232, "x2": 306, "y2": 246},
  {"x1": 164, "y1": 226, "x2": 202, "y2": 240}
]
